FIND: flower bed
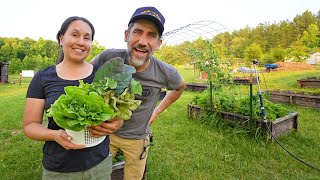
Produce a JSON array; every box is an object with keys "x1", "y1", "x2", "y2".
[{"x1": 188, "y1": 104, "x2": 298, "y2": 140}]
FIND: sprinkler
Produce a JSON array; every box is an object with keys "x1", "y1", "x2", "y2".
[{"x1": 252, "y1": 59, "x2": 266, "y2": 120}]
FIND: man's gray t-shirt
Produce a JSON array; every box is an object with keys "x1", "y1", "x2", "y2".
[{"x1": 92, "y1": 49, "x2": 183, "y2": 139}]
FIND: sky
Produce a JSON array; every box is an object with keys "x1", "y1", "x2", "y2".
[{"x1": 1, "y1": 0, "x2": 319, "y2": 48}]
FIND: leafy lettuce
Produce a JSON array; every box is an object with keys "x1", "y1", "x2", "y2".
[
  {"x1": 46, "y1": 80, "x2": 115, "y2": 131},
  {"x1": 47, "y1": 57, "x2": 142, "y2": 131}
]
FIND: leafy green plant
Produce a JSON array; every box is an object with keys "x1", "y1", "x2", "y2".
[
  {"x1": 188, "y1": 39, "x2": 233, "y2": 110},
  {"x1": 47, "y1": 58, "x2": 142, "y2": 131},
  {"x1": 236, "y1": 94, "x2": 289, "y2": 121},
  {"x1": 46, "y1": 80, "x2": 115, "y2": 131},
  {"x1": 188, "y1": 40, "x2": 233, "y2": 85},
  {"x1": 192, "y1": 90, "x2": 289, "y2": 121}
]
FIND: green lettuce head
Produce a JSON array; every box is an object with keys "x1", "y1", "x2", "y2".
[{"x1": 47, "y1": 80, "x2": 115, "y2": 131}]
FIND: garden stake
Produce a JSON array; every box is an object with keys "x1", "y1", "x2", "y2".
[
  {"x1": 209, "y1": 80, "x2": 213, "y2": 111},
  {"x1": 249, "y1": 80, "x2": 253, "y2": 126}
]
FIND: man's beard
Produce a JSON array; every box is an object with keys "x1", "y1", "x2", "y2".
[
  {"x1": 127, "y1": 46, "x2": 152, "y2": 67},
  {"x1": 130, "y1": 56, "x2": 148, "y2": 67}
]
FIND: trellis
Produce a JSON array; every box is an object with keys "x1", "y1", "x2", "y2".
[
  {"x1": 162, "y1": 20, "x2": 231, "y2": 46},
  {"x1": 162, "y1": 20, "x2": 234, "y2": 81}
]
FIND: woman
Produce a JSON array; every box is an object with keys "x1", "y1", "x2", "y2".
[{"x1": 23, "y1": 16, "x2": 112, "y2": 179}]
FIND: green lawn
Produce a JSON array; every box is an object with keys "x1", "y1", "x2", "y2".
[
  {"x1": 0, "y1": 69, "x2": 319, "y2": 179},
  {"x1": 149, "y1": 91, "x2": 320, "y2": 179}
]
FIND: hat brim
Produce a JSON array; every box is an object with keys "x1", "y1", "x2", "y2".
[{"x1": 129, "y1": 15, "x2": 164, "y2": 35}]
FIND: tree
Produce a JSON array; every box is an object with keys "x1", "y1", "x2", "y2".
[
  {"x1": 270, "y1": 47, "x2": 286, "y2": 62},
  {"x1": 86, "y1": 40, "x2": 105, "y2": 62},
  {"x1": 155, "y1": 44, "x2": 190, "y2": 65},
  {"x1": 32, "y1": 38, "x2": 59, "y2": 59},
  {"x1": 288, "y1": 39, "x2": 309, "y2": 62},
  {"x1": 244, "y1": 43, "x2": 263, "y2": 64},
  {"x1": 229, "y1": 36, "x2": 246, "y2": 59},
  {"x1": 293, "y1": 10, "x2": 317, "y2": 35},
  {"x1": 211, "y1": 32, "x2": 232, "y2": 60},
  {"x1": 301, "y1": 24, "x2": 320, "y2": 49}
]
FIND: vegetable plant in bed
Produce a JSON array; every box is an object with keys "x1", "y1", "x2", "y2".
[
  {"x1": 188, "y1": 39, "x2": 233, "y2": 110},
  {"x1": 187, "y1": 40, "x2": 298, "y2": 139}
]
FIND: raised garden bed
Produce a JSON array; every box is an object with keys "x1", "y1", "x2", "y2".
[
  {"x1": 111, "y1": 161, "x2": 125, "y2": 180},
  {"x1": 185, "y1": 83, "x2": 207, "y2": 91},
  {"x1": 268, "y1": 91, "x2": 320, "y2": 108},
  {"x1": 188, "y1": 104, "x2": 298, "y2": 140},
  {"x1": 297, "y1": 78, "x2": 320, "y2": 88},
  {"x1": 111, "y1": 161, "x2": 147, "y2": 179},
  {"x1": 233, "y1": 77, "x2": 258, "y2": 84}
]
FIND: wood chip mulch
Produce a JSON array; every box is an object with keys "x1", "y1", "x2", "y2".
[{"x1": 275, "y1": 62, "x2": 315, "y2": 71}]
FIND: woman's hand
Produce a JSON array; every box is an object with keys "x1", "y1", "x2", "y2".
[
  {"x1": 54, "y1": 129, "x2": 86, "y2": 150},
  {"x1": 88, "y1": 118, "x2": 124, "y2": 137}
]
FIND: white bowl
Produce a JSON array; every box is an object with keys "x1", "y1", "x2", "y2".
[{"x1": 65, "y1": 129, "x2": 106, "y2": 148}]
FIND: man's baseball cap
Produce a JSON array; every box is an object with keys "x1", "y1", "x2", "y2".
[{"x1": 128, "y1": 6, "x2": 165, "y2": 36}]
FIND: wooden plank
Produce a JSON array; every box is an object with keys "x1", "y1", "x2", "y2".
[
  {"x1": 185, "y1": 83, "x2": 207, "y2": 91},
  {"x1": 297, "y1": 79, "x2": 320, "y2": 88},
  {"x1": 269, "y1": 91, "x2": 320, "y2": 108},
  {"x1": 112, "y1": 161, "x2": 124, "y2": 180}
]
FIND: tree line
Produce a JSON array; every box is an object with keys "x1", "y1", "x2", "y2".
[
  {"x1": 0, "y1": 10, "x2": 319, "y2": 74},
  {"x1": 155, "y1": 10, "x2": 320, "y2": 66},
  {"x1": 0, "y1": 37, "x2": 105, "y2": 74}
]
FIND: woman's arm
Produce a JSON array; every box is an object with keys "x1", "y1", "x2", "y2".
[{"x1": 23, "y1": 98, "x2": 85, "y2": 150}]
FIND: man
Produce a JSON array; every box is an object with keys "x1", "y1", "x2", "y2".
[{"x1": 89, "y1": 6, "x2": 186, "y2": 179}]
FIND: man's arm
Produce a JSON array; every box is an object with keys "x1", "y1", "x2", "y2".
[
  {"x1": 148, "y1": 79, "x2": 186, "y2": 125},
  {"x1": 88, "y1": 118, "x2": 124, "y2": 137}
]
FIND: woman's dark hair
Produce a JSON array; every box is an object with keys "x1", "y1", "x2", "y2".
[{"x1": 56, "y1": 16, "x2": 95, "y2": 64}]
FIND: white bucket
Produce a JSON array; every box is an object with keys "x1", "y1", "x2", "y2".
[{"x1": 65, "y1": 129, "x2": 106, "y2": 148}]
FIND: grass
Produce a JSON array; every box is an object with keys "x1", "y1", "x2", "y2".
[
  {"x1": 0, "y1": 77, "x2": 43, "y2": 180},
  {"x1": 148, "y1": 91, "x2": 320, "y2": 179},
  {"x1": 1, "y1": 69, "x2": 320, "y2": 179},
  {"x1": 177, "y1": 68, "x2": 200, "y2": 83},
  {"x1": 259, "y1": 70, "x2": 320, "y2": 94}
]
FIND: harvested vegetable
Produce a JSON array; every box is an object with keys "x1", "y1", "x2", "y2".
[{"x1": 47, "y1": 57, "x2": 142, "y2": 131}]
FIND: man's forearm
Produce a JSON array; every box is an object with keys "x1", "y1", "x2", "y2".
[{"x1": 153, "y1": 80, "x2": 186, "y2": 117}]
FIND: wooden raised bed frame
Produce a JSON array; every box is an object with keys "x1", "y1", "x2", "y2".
[
  {"x1": 185, "y1": 83, "x2": 207, "y2": 91},
  {"x1": 233, "y1": 77, "x2": 258, "y2": 85},
  {"x1": 188, "y1": 104, "x2": 298, "y2": 140},
  {"x1": 111, "y1": 161, "x2": 147, "y2": 179},
  {"x1": 112, "y1": 161, "x2": 125, "y2": 180},
  {"x1": 268, "y1": 91, "x2": 320, "y2": 108},
  {"x1": 297, "y1": 78, "x2": 320, "y2": 88}
]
